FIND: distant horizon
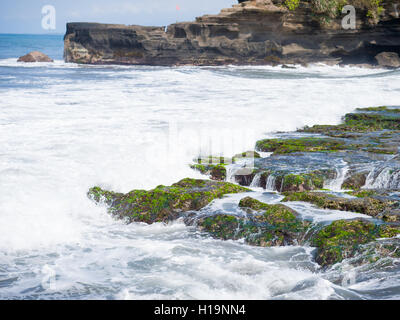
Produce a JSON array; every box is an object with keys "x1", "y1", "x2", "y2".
[
  {"x1": 0, "y1": 0, "x2": 235, "y2": 34},
  {"x1": 0, "y1": 33, "x2": 64, "y2": 36}
]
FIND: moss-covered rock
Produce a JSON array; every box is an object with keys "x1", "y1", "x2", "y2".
[
  {"x1": 233, "y1": 150, "x2": 261, "y2": 160},
  {"x1": 342, "y1": 172, "x2": 368, "y2": 190},
  {"x1": 345, "y1": 189, "x2": 378, "y2": 198},
  {"x1": 238, "y1": 196, "x2": 270, "y2": 211},
  {"x1": 356, "y1": 106, "x2": 400, "y2": 113},
  {"x1": 378, "y1": 209, "x2": 400, "y2": 223},
  {"x1": 301, "y1": 107, "x2": 400, "y2": 134},
  {"x1": 282, "y1": 191, "x2": 397, "y2": 218},
  {"x1": 190, "y1": 163, "x2": 227, "y2": 181},
  {"x1": 344, "y1": 112, "x2": 400, "y2": 131},
  {"x1": 251, "y1": 169, "x2": 335, "y2": 191},
  {"x1": 255, "y1": 137, "x2": 347, "y2": 154},
  {"x1": 197, "y1": 214, "x2": 241, "y2": 240},
  {"x1": 88, "y1": 178, "x2": 250, "y2": 224},
  {"x1": 280, "y1": 172, "x2": 326, "y2": 192},
  {"x1": 198, "y1": 197, "x2": 310, "y2": 247},
  {"x1": 312, "y1": 219, "x2": 400, "y2": 267}
]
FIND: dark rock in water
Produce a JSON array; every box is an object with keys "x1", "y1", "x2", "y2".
[
  {"x1": 375, "y1": 52, "x2": 400, "y2": 68},
  {"x1": 312, "y1": 219, "x2": 400, "y2": 267},
  {"x1": 282, "y1": 191, "x2": 398, "y2": 218},
  {"x1": 342, "y1": 172, "x2": 368, "y2": 190},
  {"x1": 378, "y1": 209, "x2": 400, "y2": 223},
  {"x1": 17, "y1": 51, "x2": 53, "y2": 63},
  {"x1": 281, "y1": 64, "x2": 296, "y2": 69},
  {"x1": 195, "y1": 197, "x2": 310, "y2": 246},
  {"x1": 88, "y1": 178, "x2": 249, "y2": 224},
  {"x1": 64, "y1": 0, "x2": 400, "y2": 67}
]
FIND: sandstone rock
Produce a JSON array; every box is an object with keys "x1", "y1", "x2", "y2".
[
  {"x1": 17, "y1": 51, "x2": 54, "y2": 63},
  {"x1": 64, "y1": 1, "x2": 400, "y2": 66},
  {"x1": 375, "y1": 52, "x2": 400, "y2": 68}
]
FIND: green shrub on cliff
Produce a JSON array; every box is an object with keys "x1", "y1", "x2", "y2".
[
  {"x1": 285, "y1": 0, "x2": 300, "y2": 10},
  {"x1": 285, "y1": 0, "x2": 386, "y2": 24}
]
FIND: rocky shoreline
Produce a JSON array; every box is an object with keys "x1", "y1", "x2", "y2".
[
  {"x1": 64, "y1": 0, "x2": 400, "y2": 68},
  {"x1": 88, "y1": 106, "x2": 400, "y2": 269}
]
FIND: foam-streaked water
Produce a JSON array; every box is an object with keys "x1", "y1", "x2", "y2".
[{"x1": 1, "y1": 35, "x2": 400, "y2": 300}]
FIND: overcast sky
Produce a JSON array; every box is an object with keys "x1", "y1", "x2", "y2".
[{"x1": 0, "y1": 0, "x2": 236, "y2": 34}]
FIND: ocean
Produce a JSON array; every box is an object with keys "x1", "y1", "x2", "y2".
[{"x1": 0, "y1": 34, "x2": 400, "y2": 300}]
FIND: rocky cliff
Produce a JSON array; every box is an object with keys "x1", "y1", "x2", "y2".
[{"x1": 64, "y1": 0, "x2": 400, "y2": 67}]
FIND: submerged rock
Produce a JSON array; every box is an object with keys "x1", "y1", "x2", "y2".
[
  {"x1": 375, "y1": 52, "x2": 400, "y2": 69},
  {"x1": 17, "y1": 51, "x2": 54, "y2": 63},
  {"x1": 88, "y1": 178, "x2": 249, "y2": 224}
]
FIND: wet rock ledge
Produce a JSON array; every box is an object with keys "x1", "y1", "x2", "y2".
[
  {"x1": 65, "y1": 0, "x2": 400, "y2": 67},
  {"x1": 88, "y1": 106, "x2": 400, "y2": 268}
]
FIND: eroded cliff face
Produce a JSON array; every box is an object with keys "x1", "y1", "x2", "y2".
[{"x1": 64, "y1": 0, "x2": 400, "y2": 66}]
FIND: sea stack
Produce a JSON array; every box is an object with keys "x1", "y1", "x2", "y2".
[{"x1": 17, "y1": 51, "x2": 54, "y2": 63}]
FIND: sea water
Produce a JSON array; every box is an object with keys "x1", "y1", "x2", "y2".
[{"x1": 0, "y1": 34, "x2": 400, "y2": 300}]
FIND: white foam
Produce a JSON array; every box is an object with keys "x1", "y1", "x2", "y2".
[{"x1": 1, "y1": 63, "x2": 399, "y2": 299}]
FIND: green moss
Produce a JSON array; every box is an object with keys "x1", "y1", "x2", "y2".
[
  {"x1": 360, "y1": 106, "x2": 400, "y2": 113},
  {"x1": 378, "y1": 225, "x2": 400, "y2": 238},
  {"x1": 344, "y1": 113, "x2": 400, "y2": 131},
  {"x1": 255, "y1": 137, "x2": 347, "y2": 154},
  {"x1": 190, "y1": 164, "x2": 227, "y2": 181},
  {"x1": 200, "y1": 197, "x2": 309, "y2": 246},
  {"x1": 312, "y1": 219, "x2": 400, "y2": 267},
  {"x1": 312, "y1": 219, "x2": 377, "y2": 266},
  {"x1": 88, "y1": 179, "x2": 250, "y2": 224},
  {"x1": 301, "y1": 107, "x2": 400, "y2": 135},
  {"x1": 285, "y1": 0, "x2": 300, "y2": 11},
  {"x1": 199, "y1": 215, "x2": 240, "y2": 240},
  {"x1": 87, "y1": 186, "x2": 121, "y2": 204},
  {"x1": 240, "y1": 197, "x2": 308, "y2": 242},
  {"x1": 233, "y1": 151, "x2": 261, "y2": 160},
  {"x1": 239, "y1": 197, "x2": 270, "y2": 211},
  {"x1": 346, "y1": 190, "x2": 378, "y2": 198},
  {"x1": 281, "y1": 172, "x2": 325, "y2": 191},
  {"x1": 282, "y1": 191, "x2": 395, "y2": 217}
]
